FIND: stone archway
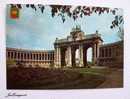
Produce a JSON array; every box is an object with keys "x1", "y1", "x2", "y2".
[{"x1": 54, "y1": 26, "x2": 102, "y2": 68}]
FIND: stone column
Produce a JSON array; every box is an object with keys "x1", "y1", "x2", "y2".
[
  {"x1": 22, "y1": 53, "x2": 24, "y2": 60},
  {"x1": 20, "y1": 52, "x2": 22, "y2": 60},
  {"x1": 10, "y1": 52, "x2": 12, "y2": 59},
  {"x1": 37, "y1": 53, "x2": 39, "y2": 61},
  {"x1": 54, "y1": 48, "x2": 57, "y2": 67},
  {"x1": 46, "y1": 53, "x2": 48, "y2": 61},
  {"x1": 38, "y1": 53, "x2": 40, "y2": 61},
  {"x1": 36, "y1": 53, "x2": 38, "y2": 61},
  {"x1": 47, "y1": 53, "x2": 49, "y2": 61},
  {"x1": 33, "y1": 53, "x2": 35, "y2": 60},
  {"x1": 96, "y1": 43, "x2": 100, "y2": 58},
  {"x1": 92, "y1": 44, "x2": 97, "y2": 64},
  {"x1": 28, "y1": 53, "x2": 30, "y2": 60},
  {"x1": 79, "y1": 45, "x2": 83, "y2": 67},
  {"x1": 44, "y1": 53, "x2": 46, "y2": 60},
  {"x1": 32, "y1": 53, "x2": 34, "y2": 60},
  {"x1": 40, "y1": 53, "x2": 42, "y2": 60},
  {"x1": 21, "y1": 52, "x2": 23, "y2": 60},
  {"x1": 99, "y1": 49, "x2": 102, "y2": 57},
  {"x1": 12, "y1": 52, "x2": 14, "y2": 59},
  {"x1": 14, "y1": 52, "x2": 16, "y2": 59},
  {"x1": 51, "y1": 53, "x2": 53, "y2": 60},
  {"x1": 66, "y1": 46, "x2": 72, "y2": 67},
  {"x1": 58, "y1": 48, "x2": 61, "y2": 66},
  {"x1": 19, "y1": 52, "x2": 21, "y2": 60},
  {"x1": 54, "y1": 46, "x2": 61, "y2": 68},
  {"x1": 96, "y1": 43, "x2": 100, "y2": 65},
  {"x1": 34, "y1": 53, "x2": 35, "y2": 61},
  {"x1": 16, "y1": 52, "x2": 18, "y2": 59},
  {"x1": 8, "y1": 52, "x2": 10, "y2": 59}
]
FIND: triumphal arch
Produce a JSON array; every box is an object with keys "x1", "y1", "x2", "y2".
[
  {"x1": 54, "y1": 26, "x2": 103, "y2": 68},
  {"x1": 6, "y1": 26, "x2": 123, "y2": 68}
]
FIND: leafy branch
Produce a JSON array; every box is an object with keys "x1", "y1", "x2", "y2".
[
  {"x1": 110, "y1": 15, "x2": 124, "y2": 40},
  {"x1": 10, "y1": 4, "x2": 123, "y2": 40},
  {"x1": 10, "y1": 4, "x2": 118, "y2": 23}
]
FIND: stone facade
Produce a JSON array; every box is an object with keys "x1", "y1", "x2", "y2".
[
  {"x1": 6, "y1": 26, "x2": 123, "y2": 68},
  {"x1": 98, "y1": 41, "x2": 123, "y2": 68},
  {"x1": 6, "y1": 48, "x2": 54, "y2": 68}
]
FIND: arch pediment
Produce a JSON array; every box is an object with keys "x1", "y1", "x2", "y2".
[
  {"x1": 70, "y1": 25, "x2": 84, "y2": 41},
  {"x1": 71, "y1": 31, "x2": 84, "y2": 41}
]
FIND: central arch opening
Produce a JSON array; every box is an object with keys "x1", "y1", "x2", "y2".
[
  {"x1": 75, "y1": 49, "x2": 80, "y2": 66},
  {"x1": 87, "y1": 47, "x2": 92, "y2": 66}
]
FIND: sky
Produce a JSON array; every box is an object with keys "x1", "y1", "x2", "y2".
[{"x1": 6, "y1": 5, "x2": 123, "y2": 61}]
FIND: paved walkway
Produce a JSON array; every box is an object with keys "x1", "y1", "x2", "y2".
[
  {"x1": 98, "y1": 69, "x2": 123, "y2": 88},
  {"x1": 91, "y1": 66, "x2": 108, "y2": 69}
]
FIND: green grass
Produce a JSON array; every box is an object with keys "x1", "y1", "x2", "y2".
[
  {"x1": 63, "y1": 67, "x2": 112, "y2": 76},
  {"x1": 7, "y1": 67, "x2": 107, "y2": 89}
]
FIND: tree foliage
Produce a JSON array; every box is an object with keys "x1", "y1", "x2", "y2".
[
  {"x1": 110, "y1": 15, "x2": 124, "y2": 40},
  {"x1": 10, "y1": 4, "x2": 118, "y2": 22},
  {"x1": 10, "y1": 4, "x2": 124, "y2": 40}
]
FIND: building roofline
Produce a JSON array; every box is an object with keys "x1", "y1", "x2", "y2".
[
  {"x1": 6, "y1": 47, "x2": 54, "y2": 52},
  {"x1": 100, "y1": 40, "x2": 123, "y2": 47},
  {"x1": 55, "y1": 33, "x2": 103, "y2": 44}
]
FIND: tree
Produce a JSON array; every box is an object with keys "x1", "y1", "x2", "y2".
[
  {"x1": 110, "y1": 15, "x2": 124, "y2": 40},
  {"x1": 10, "y1": 4, "x2": 118, "y2": 22}
]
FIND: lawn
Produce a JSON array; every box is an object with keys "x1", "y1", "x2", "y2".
[
  {"x1": 64, "y1": 67, "x2": 112, "y2": 76},
  {"x1": 7, "y1": 67, "x2": 109, "y2": 89}
]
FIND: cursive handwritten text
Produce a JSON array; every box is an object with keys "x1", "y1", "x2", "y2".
[{"x1": 5, "y1": 92, "x2": 27, "y2": 98}]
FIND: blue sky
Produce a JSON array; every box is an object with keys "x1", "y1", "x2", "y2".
[{"x1": 6, "y1": 5, "x2": 123, "y2": 61}]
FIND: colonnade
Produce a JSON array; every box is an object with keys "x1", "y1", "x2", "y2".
[
  {"x1": 7, "y1": 49, "x2": 54, "y2": 61},
  {"x1": 99, "y1": 47, "x2": 112, "y2": 58}
]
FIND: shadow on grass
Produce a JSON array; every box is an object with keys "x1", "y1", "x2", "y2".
[{"x1": 7, "y1": 67, "x2": 105, "y2": 89}]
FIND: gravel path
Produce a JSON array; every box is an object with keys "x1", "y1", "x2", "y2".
[{"x1": 98, "y1": 69, "x2": 123, "y2": 88}]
